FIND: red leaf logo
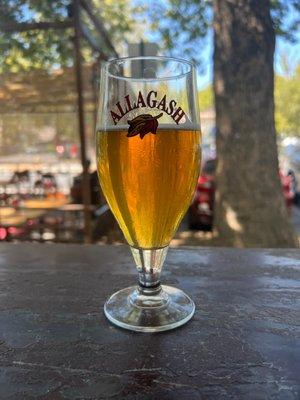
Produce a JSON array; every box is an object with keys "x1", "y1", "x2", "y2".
[{"x1": 127, "y1": 113, "x2": 163, "y2": 139}]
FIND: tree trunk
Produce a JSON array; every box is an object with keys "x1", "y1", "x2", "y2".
[{"x1": 213, "y1": 0, "x2": 297, "y2": 247}]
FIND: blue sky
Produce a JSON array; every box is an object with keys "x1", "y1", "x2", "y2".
[
  {"x1": 141, "y1": 3, "x2": 300, "y2": 89},
  {"x1": 275, "y1": 34, "x2": 300, "y2": 75},
  {"x1": 148, "y1": 29, "x2": 300, "y2": 89},
  {"x1": 19, "y1": 1, "x2": 300, "y2": 89},
  {"x1": 193, "y1": 32, "x2": 300, "y2": 89}
]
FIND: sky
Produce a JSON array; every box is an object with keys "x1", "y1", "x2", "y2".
[
  {"x1": 19, "y1": 1, "x2": 300, "y2": 90},
  {"x1": 140, "y1": 2, "x2": 300, "y2": 89},
  {"x1": 275, "y1": 34, "x2": 300, "y2": 75},
  {"x1": 144, "y1": 28, "x2": 213, "y2": 90},
  {"x1": 194, "y1": 32, "x2": 300, "y2": 89},
  {"x1": 148, "y1": 29, "x2": 300, "y2": 90}
]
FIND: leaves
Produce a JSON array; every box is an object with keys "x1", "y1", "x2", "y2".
[
  {"x1": 199, "y1": 85, "x2": 214, "y2": 110},
  {"x1": 134, "y1": 0, "x2": 211, "y2": 65},
  {"x1": 275, "y1": 64, "x2": 300, "y2": 136},
  {"x1": 137, "y1": 0, "x2": 299, "y2": 66},
  {"x1": 0, "y1": 0, "x2": 136, "y2": 72},
  {"x1": 196, "y1": 65, "x2": 300, "y2": 137},
  {"x1": 271, "y1": 0, "x2": 300, "y2": 41},
  {"x1": 127, "y1": 113, "x2": 163, "y2": 139},
  {"x1": 1, "y1": 0, "x2": 299, "y2": 73}
]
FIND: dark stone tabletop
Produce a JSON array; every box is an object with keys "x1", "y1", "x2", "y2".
[{"x1": 0, "y1": 243, "x2": 299, "y2": 399}]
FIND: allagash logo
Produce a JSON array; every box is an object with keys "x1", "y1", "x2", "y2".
[
  {"x1": 127, "y1": 113, "x2": 163, "y2": 139},
  {"x1": 110, "y1": 91, "x2": 186, "y2": 139}
]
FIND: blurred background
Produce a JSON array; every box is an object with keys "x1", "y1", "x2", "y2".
[{"x1": 0, "y1": 0, "x2": 299, "y2": 247}]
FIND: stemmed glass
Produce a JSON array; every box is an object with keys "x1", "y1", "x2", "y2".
[{"x1": 96, "y1": 56, "x2": 201, "y2": 332}]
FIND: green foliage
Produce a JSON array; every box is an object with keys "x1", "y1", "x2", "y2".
[
  {"x1": 271, "y1": 0, "x2": 300, "y2": 42},
  {"x1": 2, "y1": 0, "x2": 299, "y2": 72},
  {"x1": 0, "y1": 0, "x2": 73, "y2": 72},
  {"x1": 139, "y1": 0, "x2": 300, "y2": 65},
  {"x1": 0, "y1": 0, "x2": 135, "y2": 72},
  {"x1": 197, "y1": 66, "x2": 300, "y2": 137},
  {"x1": 136, "y1": 0, "x2": 210, "y2": 64},
  {"x1": 96, "y1": 0, "x2": 136, "y2": 44},
  {"x1": 198, "y1": 85, "x2": 213, "y2": 110},
  {"x1": 275, "y1": 65, "x2": 300, "y2": 136}
]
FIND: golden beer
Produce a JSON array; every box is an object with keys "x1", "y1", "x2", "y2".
[{"x1": 97, "y1": 127, "x2": 201, "y2": 248}]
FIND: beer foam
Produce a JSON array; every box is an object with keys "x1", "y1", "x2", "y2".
[{"x1": 97, "y1": 122, "x2": 201, "y2": 132}]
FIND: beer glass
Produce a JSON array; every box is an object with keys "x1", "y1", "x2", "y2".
[{"x1": 96, "y1": 56, "x2": 201, "y2": 332}]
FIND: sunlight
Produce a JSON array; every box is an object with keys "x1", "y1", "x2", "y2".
[{"x1": 225, "y1": 204, "x2": 244, "y2": 232}]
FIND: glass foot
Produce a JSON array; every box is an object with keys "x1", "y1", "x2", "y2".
[{"x1": 104, "y1": 285, "x2": 195, "y2": 332}]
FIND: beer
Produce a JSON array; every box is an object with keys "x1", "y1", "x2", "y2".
[
  {"x1": 97, "y1": 56, "x2": 201, "y2": 332},
  {"x1": 97, "y1": 125, "x2": 201, "y2": 249}
]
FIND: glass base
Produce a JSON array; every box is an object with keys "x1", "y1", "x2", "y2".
[{"x1": 104, "y1": 284, "x2": 195, "y2": 332}]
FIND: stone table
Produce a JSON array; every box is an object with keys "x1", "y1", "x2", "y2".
[{"x1": 0, "y1": 243, "x2": 299, "y2": 399}]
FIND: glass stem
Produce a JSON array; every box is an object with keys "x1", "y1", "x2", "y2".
[
  {"x1": 138, "y1": 271, "x2": 161, "y2": 288},
  {"x1": 130, "y1": 246, "x2": 169, "y2": 294}
]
